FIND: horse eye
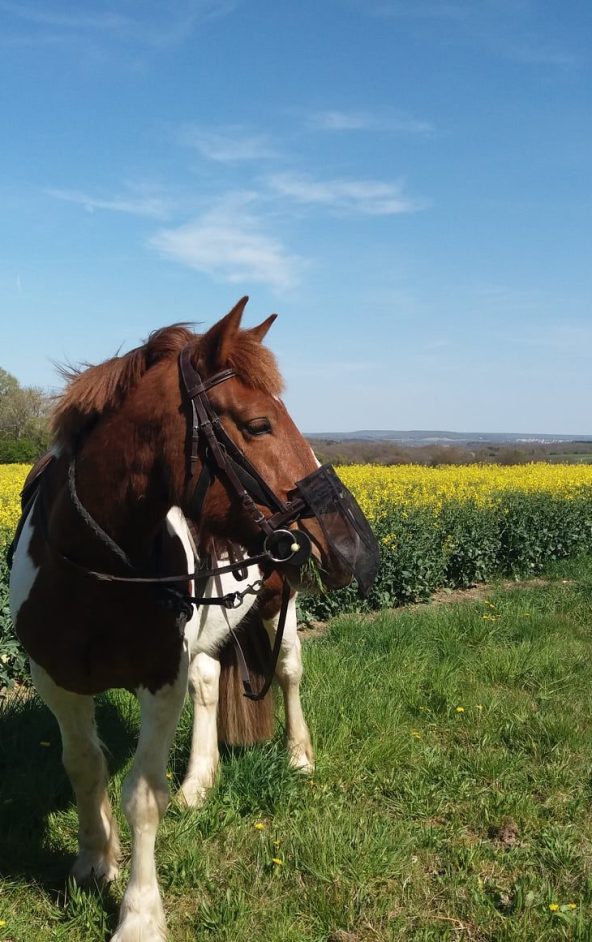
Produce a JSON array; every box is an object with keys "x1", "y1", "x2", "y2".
[{"x1": 245, "y1": 417, "x2": 272, "y2": 436}]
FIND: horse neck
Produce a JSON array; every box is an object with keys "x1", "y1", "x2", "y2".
[{"x1": 72, "y1": 383, "x2": 184, "y2": 564}]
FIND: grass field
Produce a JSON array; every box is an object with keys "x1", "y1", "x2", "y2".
[{"x1": 2, "y1": 556, "x2": 592, "y2": 940}]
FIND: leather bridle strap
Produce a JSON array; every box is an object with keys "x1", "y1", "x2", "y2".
[
  {"x1": 229, "y1": 576, "x2": 291, "y2": 701},
  {"x1": 179, "y1": 347, "x2": 286, "y2": 534}
]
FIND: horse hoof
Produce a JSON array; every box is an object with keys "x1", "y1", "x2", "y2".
[
  {"x1": 71, "y1": 849, "x2": 120, "y2": 884},
  {"x1": 111, "y1": 913, "x2": 167, "y2": 942},
  {"x1": 176, "y1": 780, "x2": 209, "y2": 808},
  {"x1": 288, "y1": 747, "x2": 315, "y2": 775}
]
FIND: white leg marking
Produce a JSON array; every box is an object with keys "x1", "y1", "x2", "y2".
[
  {"x1": 180, "y1": 568, "x2": 257, "y2": 806},
  {"x1": 112, "y1": 653, "x2": 188, "y2": 942},
  {"x1": 179, "y1": 653, "x2": 221, "y2": 807},
  {"x1": 30, "y1": 660, "x2": 120, "y2": 883},
  {"x1": 263, "y1": 598, "x2": 314, "y2": 773},
  {"x1": 165, "y1": 508, "x2": 260, "y2": 807},
  {"x1": 9, "y1": 506, "x2": 39, "y2": 622}
]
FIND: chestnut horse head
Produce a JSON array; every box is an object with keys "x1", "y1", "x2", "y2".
[{"x1": 52, "y1": 297, "x2": 363, "y2": 591}]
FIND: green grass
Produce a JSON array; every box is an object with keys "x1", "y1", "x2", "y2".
[{"x1": 2, "y1": 557, "x2": 592, "y2": 940}]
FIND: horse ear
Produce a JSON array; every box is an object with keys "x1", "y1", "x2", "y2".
[
  {"x1": 201, "y1": 296, "x2": 249, "y2": 369},
  {"x1": 245, "y1": 314, "x2": 277, "y2": 343}
]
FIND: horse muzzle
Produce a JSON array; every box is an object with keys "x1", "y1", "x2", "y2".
[{"x1": 284, "y1": 464, "x2": 381, "y2": 597}]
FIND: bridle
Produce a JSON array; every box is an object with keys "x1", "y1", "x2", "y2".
[{"x1": 178, "y1": 346, "x2": 314, "y2": 568}]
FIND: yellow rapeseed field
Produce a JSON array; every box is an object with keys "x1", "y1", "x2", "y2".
[
  {"x1": 2, "y1": 461, "x2": 592, "y2": 622},
  {"x1": 2, "y1": 463, "x2": 592, "y2": 533},
  {"x1": 0, "y1": 464, "x2": 30, "y2": 533},
  {"x1": 339, "y1": 463, "x2": 592, "y2": 518}
]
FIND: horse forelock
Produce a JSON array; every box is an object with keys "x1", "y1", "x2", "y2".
[
  {"x1": 51, "y1": 323, "x2": 284, "y2": 447},
  {"x1": 222, "y1": 336, "x2": 284, "y2": 398}
]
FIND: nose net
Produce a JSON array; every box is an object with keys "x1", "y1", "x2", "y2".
[{"x1": 294, "y1": 465, "x2": 380, "y2": 596}]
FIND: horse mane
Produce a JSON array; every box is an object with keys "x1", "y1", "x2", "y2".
[{"x1": 51, "y1": 322, "x2": 283, "y2": 447}]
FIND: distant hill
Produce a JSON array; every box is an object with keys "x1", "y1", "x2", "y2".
[{"x1": 306, "y1": 430, "x2": 592, "y2": 445}]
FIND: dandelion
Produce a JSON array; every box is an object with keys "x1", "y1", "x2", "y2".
[
  {"x1": 271, "y1": 857, "x2": 283, "y2": 866},
  {"x1": 568, "y1": 902, "x2": 577, "y2": 910},
  {"x1": 0, "y1": 920, "x2": 6, "y2": 927},
  {"x1": 549, "y1": 903, "x2": 559, "y2": 912},
  {"x1": 254, "y1": 822, "x2": 266, "y2": 831},
  {"x1": 455, "y1": 707, "x2": 465, "y2": 713}
]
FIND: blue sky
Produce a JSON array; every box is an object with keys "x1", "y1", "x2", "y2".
[{"x1": 1, "y1": 0, "x2": 590, "y2": 433}]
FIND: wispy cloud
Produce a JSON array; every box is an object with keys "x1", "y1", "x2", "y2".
[
  {"x1": 47, "y1": 187, "x2": 173, "y2": 218},
  {"x1": 150, "y1": 193, "x2": 306, "y2": 291},
  {"x1": 308, "y1": 109, "x2": 433, "y2": 134},
  {"x1": 0, "y1": 0, "x2": 238, "y2": 48},
  {"x1": 181, "y1": 124, "x2": 279, "y2": 162},
  {"x1": 267, "y1": 173, "x2": 425, "y2": 215}
]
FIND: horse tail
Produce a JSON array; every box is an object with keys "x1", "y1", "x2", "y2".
[{"x1": 217, "y1": 610, "x2": 275, "y2": 745}]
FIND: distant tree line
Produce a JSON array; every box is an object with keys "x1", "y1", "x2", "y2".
[
  {"x1": 1, "y1": 365, "x2": 589, "y2": 468},
  {"x1": 308, "y1": 438, "x2": 592, "y2": 467},
  {"x1": 0, "y1": 367, "x2": 51, "y2": 462}
]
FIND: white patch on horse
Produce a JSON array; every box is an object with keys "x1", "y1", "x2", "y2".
[
  {"x1": 165, "y1": 507, "x2": 263, "y2": 805},
  {"x1": 30, "y1": 659, "x2": 121, "y2": 884},
  {"x1": 263, "y1": 599, "x2": 314, "y2": 773},
  {"x1": 114, "y1": 668, "x2": 188, "y2": 941},
  {"x1": 9, "y1": 503, "x2": 39, "y2": 622},
  {"x1": 10, "y1": 445, "x2": 61, "y2": 622},
  {"x1": 165, "y1": 507, "x2": 259, "y2": 658},
  {"x1": 180, "y1": 651, "x2": 221, "y2": 806}
]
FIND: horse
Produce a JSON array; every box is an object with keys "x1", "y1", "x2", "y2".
[
  {"x1": 178, "y1": 543, "x2": 312, "y2": 808},
  {"x1": 9, "y1": 297, "x2": 379, "y2": 941}
]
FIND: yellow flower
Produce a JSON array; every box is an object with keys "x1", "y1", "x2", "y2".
[
  {"x1": 455, "y1": 706, "x2": 465, "y2": 713},
  {"x1": 271, "y1": 857, "x2": 283, "y2": 866},
  {"x1": 0, "y1": 920, "x2": 6, "y2": 927},
  {"x1": 549, "y1": 903, "x2": 559, "y2": 912},
  {"x1": 254, "y1": 822, "x2": 266, "y2": 830},
  {"x1": 568, "y1": 902, "x2": 577, "y2": 910}
]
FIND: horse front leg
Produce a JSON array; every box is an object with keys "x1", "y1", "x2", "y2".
[
  {"x1": 178, "y1": 652, "x2": 220, "y2": 807},
  {"x1": 112, "y1": 654, "x2": 188, "y2": 942},
  {"x1": 263, "y1": 598, "x2": 314, "y2": 773},
  {"x1": 30, "y1": 659, "x2": 121, "y2": 883}
]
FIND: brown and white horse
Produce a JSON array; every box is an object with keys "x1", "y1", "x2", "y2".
[
  {"x1": 9, "y1": 298, "x2": 349, "y2": 942},
  {"x1": 180, "y1": 553, "x2": 313, "y2": 808}
]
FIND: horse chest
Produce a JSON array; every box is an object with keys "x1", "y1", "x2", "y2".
[{"x1": 11, "y1": 505, "x2": 187, "y2": 696}]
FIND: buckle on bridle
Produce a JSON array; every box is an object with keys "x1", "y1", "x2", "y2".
[{"x1": 263, "y1": 529, "x2": 311, "y2": 566}]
